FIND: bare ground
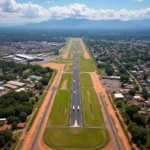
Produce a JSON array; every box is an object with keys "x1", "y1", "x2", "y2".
[
  {"x1": 21, "y1": 63, "x2": 64, "y2": 150},
  {"x1": 90, "y1": 72, "x2": 131, "y2": 150}
]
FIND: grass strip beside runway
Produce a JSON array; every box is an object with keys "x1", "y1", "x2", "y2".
[
  {"x1": 79, "y1": 55, "x2": 95, "y2": 72},
  {"x1": 47, "y1": 90, "x2": 70, "y2": 126},
  {"x1": 81, "y1": 88, "x2": 105, "y2": 126},
  {"x1": 59, "y1": 73, "x2": 72, "y2": 89},
  {"x1": 64, "y1": 64, "x2": 73, "y2": 72},
  {"x1": 80, "y1": 73, "x2": 93, "y2": 87},
  {"x1": 43, "y1": 127, "x2": 109, "y2": 150}
]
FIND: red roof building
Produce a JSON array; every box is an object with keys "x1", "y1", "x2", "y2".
[
  {"x1": 17, "y1": 122, "x2": 25, "y2": 128},
  {"x1": 0, "y1": 124, "x2": 8, "y2": 131}
]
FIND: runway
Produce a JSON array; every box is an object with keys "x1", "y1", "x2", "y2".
[{"x1": 69, "y1": 42, "x2": 83, "y2": 127}]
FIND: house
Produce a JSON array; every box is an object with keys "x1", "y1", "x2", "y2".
[
  {"x1": 17, "y1": 122, "x2": 25, "y2": 128},
  {"x1": 128, "y1": 100, "x2": 140, "y2": 106},
  {"x1": 29, "y1": 75, "x2": 43, "y2": 81},
  {"x1": 16, "y1": 88, "x2": 26, "y2": 92},
  {"x1": 114, "y1": 93, "x2": 124, "y2": 100},
  {"x1": 125, "y1": 84, "x2": 134, "y2": 89},
  {"x1": 4, "y1": 84, "x2": 17, "y2": 90},
  {"x1": 133, "y1": 96, "x2": 145, "y2": 102},
  {"x1": 26, "y1": 84, "x2": 35, "y2": 89},
  {"x1": 0, "y1": 81, "x2": 4, "y2": 86},
  {"x1": 0, "y1": 118, "x2": 6, "y2": 122},
  {"x1": 0, "y1": 124, "x2": 8, "y2": 131},
  {"x1": 138, "y1": 110, "x2": 148, "y2": 115},
  {"x1": 0, "y1": 86, "x2": 5, "y2": 91},
  {"x1": 7, "y1": 81, "x2": 25, "y2": 87}
]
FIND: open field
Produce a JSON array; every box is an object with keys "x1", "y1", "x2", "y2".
[
  {"x1": 81, "y1": 88, "x2": 105, "y2": 126},
  {"x1": 59, "y1": 73, "x2": 72, "y2": 89},
  {"x1": 67, "y1": 53, "x2": 74, "y2": 60},
  {"x1": 41, "y1": 39, "x2": 109, "y2": 150},
  {"x1": 43, "y1": 127, "x2": 109, "y2": 150},
  {"x1": 79, "y1": 55, "x2": 95, "y2": 72},
  {"x1": 80, "y1": 73, "x2": 93, "y2": 87},
  {"x1": 47, "y1": 90, "x2": 70, "y2": 126},
  {"x1": 64, "y1": 64, "x2": 73, "y2": 72}
]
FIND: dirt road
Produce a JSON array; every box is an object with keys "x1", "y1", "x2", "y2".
[
  {"x1": 21, "y1": 63, "x2": 64, "y2": 150},
  {"x1": 90, "y1": 72, "x2": 131, "y2": 150}
]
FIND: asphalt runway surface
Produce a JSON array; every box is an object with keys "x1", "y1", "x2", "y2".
[{"x1": 69, "y1": 43, "x2": 83, "y2": 127}]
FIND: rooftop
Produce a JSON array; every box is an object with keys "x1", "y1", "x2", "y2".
[
  {"x1": 114, "y1": 93, "x2": 124, "y2": 99},
  {"x1": 17, "y1": 122, "x2": 25, "y2": 128},
  {"x1": 7, "y1": 81, "x2": 25, "y2": 87}
]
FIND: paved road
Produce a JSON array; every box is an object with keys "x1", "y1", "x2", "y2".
[
  {"x1": 29, "y1": 71, "x2": 62, "y2": 150},
  {"x1": 69, "y1": 42, "x2": 83, "y2": 127},
  {"x1": 98, "y1": 92, "x2": 123, "y2": 150}
]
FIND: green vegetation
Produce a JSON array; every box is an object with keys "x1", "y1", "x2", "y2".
[
  {"x1": 81, "y1": 88, "x2": 105, "y2": 126},
  {"x1": 80, "y1": 73, "x2": 93, "y2": 87},
  {"x1": 48, "y1": 90, "x2": 70, "y2": 126},
  {"x1": 100, "y1": 68, "x2": 106, "y2": 75},
  {"x1": 43, "y1": 38, "x2": 109, "y2": 149},
  {"x1": 0, "y1": 130, "x2": 13, "y2": 147},
  {"x1": 67, "y1": 53, "x2": 74, "y2": 60},
  {"x1": 43, "y1": 127, "x2": 108, "y2": 150},
  {"x1": 59, "y1": 73, "x2": 72, "y2": 89},
  {"x1": 64, "y1": 64, "x2": 73, "y2": 72},
  {"x1": 79, "y1": 55, "x2": 95, "y2": 72}
]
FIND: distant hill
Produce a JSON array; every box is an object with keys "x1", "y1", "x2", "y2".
[{"x1": 20, "y1": 18, "x2": 150, "y2": 29}]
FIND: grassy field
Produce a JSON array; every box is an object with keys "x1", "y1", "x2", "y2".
[
  {"x1": 59, "y1": 73, "x2": 72, "y2": 89},
  {"x1": 80, "y1": 73, "x2": 93, "y2": 87},
  {"x1": 67, "y1": 53, "x2": 74, "y2": 60},
  {"x1": 81, "y1": 88, "x2": 105, "y2": 126},
  {"x1": 64, "y1": 64, "x2": 73, "y2": 72},
  {"x1": 79, "y1": 55, "x2": 95, "y2": 72},
  {"x1": 43, "y1": 127, "x2": 109, "y2": 150},
  {"x1": 47, "y1": 90, "x2": 70, "y2": 126},
  {"x1": 43, "y1": 38, "x2": 109, "y2": 149}
]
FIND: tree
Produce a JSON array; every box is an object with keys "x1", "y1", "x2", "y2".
[
  {"x1": 116, "y1": 101, "x2": 122, "y2": 108},
  {"x1": 19, "y1": 112, "x2": 27, "y2": 122},
  {"x1": 135, "y1": 85, "x2": 139, "y2": 91},
  {"x1": 128, "y1": 89, "x2": 136, "y2": 96},
  {"x1": 125, "y1": 106, "x2": 139, "y2": 119},
  {"x1": 7, "y1": 116, "x2": 19, "y2": 124},
  {"x1": 121, "y1": 74, "x2": 130, "y2": 83},
  {"x1": 35, "y1": 96, "x2": 39, "y2": 102},
  {"x1": 131, "y1": 126, "x2": 147, "y2": 144},
  {"x1": 133, "y1": 113, "x2": 146, "y2": 126},
  {"x1": 41, "y1": 78, "x2": 49, "y2": 85},
  {"x1": 35, "y1": 83, "x2": 43, "y2": 90},
  {"x1": 12, "y1": 122, "x2": 17, "y2": 130},
  {"x1": 119, "y1": 68, "x2": 126, "y2": 74},
  {"x1": 0, "y1": 130, "x2": 13, "y2": 146},
  {"x1": 147, "y1": 116, "x2": 150, "y2": 125}
]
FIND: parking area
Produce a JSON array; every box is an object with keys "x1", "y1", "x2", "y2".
[{"x1": 101, "y1": 79, "x2": 121, "y2": 92}]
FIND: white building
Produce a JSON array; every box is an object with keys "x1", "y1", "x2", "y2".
[{"x1": 114, "y1": 93, "x2": 124, "y2": 100}]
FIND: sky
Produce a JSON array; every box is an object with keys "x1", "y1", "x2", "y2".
[{"x1": 0, "y1": 0, "x2": 150, "y2": 25}]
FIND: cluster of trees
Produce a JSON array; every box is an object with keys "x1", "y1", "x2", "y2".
[
  {"x1": 0, "y1": 61, "x2": 53, "y2": 83},
  {"x1": 120, "y1": 74, "x2": 130, "y2": 83},
  {"x1": 0, "y1": 91, "x2": 33, "y2": 126},
  {"x1": 0, "y1": 130, "x2": 13, "y2": 147},
  {"x1": 125, "y1": 106, "x2": 147, "y2": 147}
]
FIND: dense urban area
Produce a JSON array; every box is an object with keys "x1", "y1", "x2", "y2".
[{"x1": 0, "y1": 29, "x2": 150, "y2": 150}]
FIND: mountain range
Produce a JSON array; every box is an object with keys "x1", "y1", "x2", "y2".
[{"x1": 20, "y1": 18, "x2": 150, "y2": 29}]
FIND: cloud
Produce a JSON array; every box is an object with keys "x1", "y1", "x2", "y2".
[
  {"x1": 46, "y1": 1, "x2": 51, "y2": 4},
  {"x1": 0, "y1": 1, "x2": 150, "y2": 24}
]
